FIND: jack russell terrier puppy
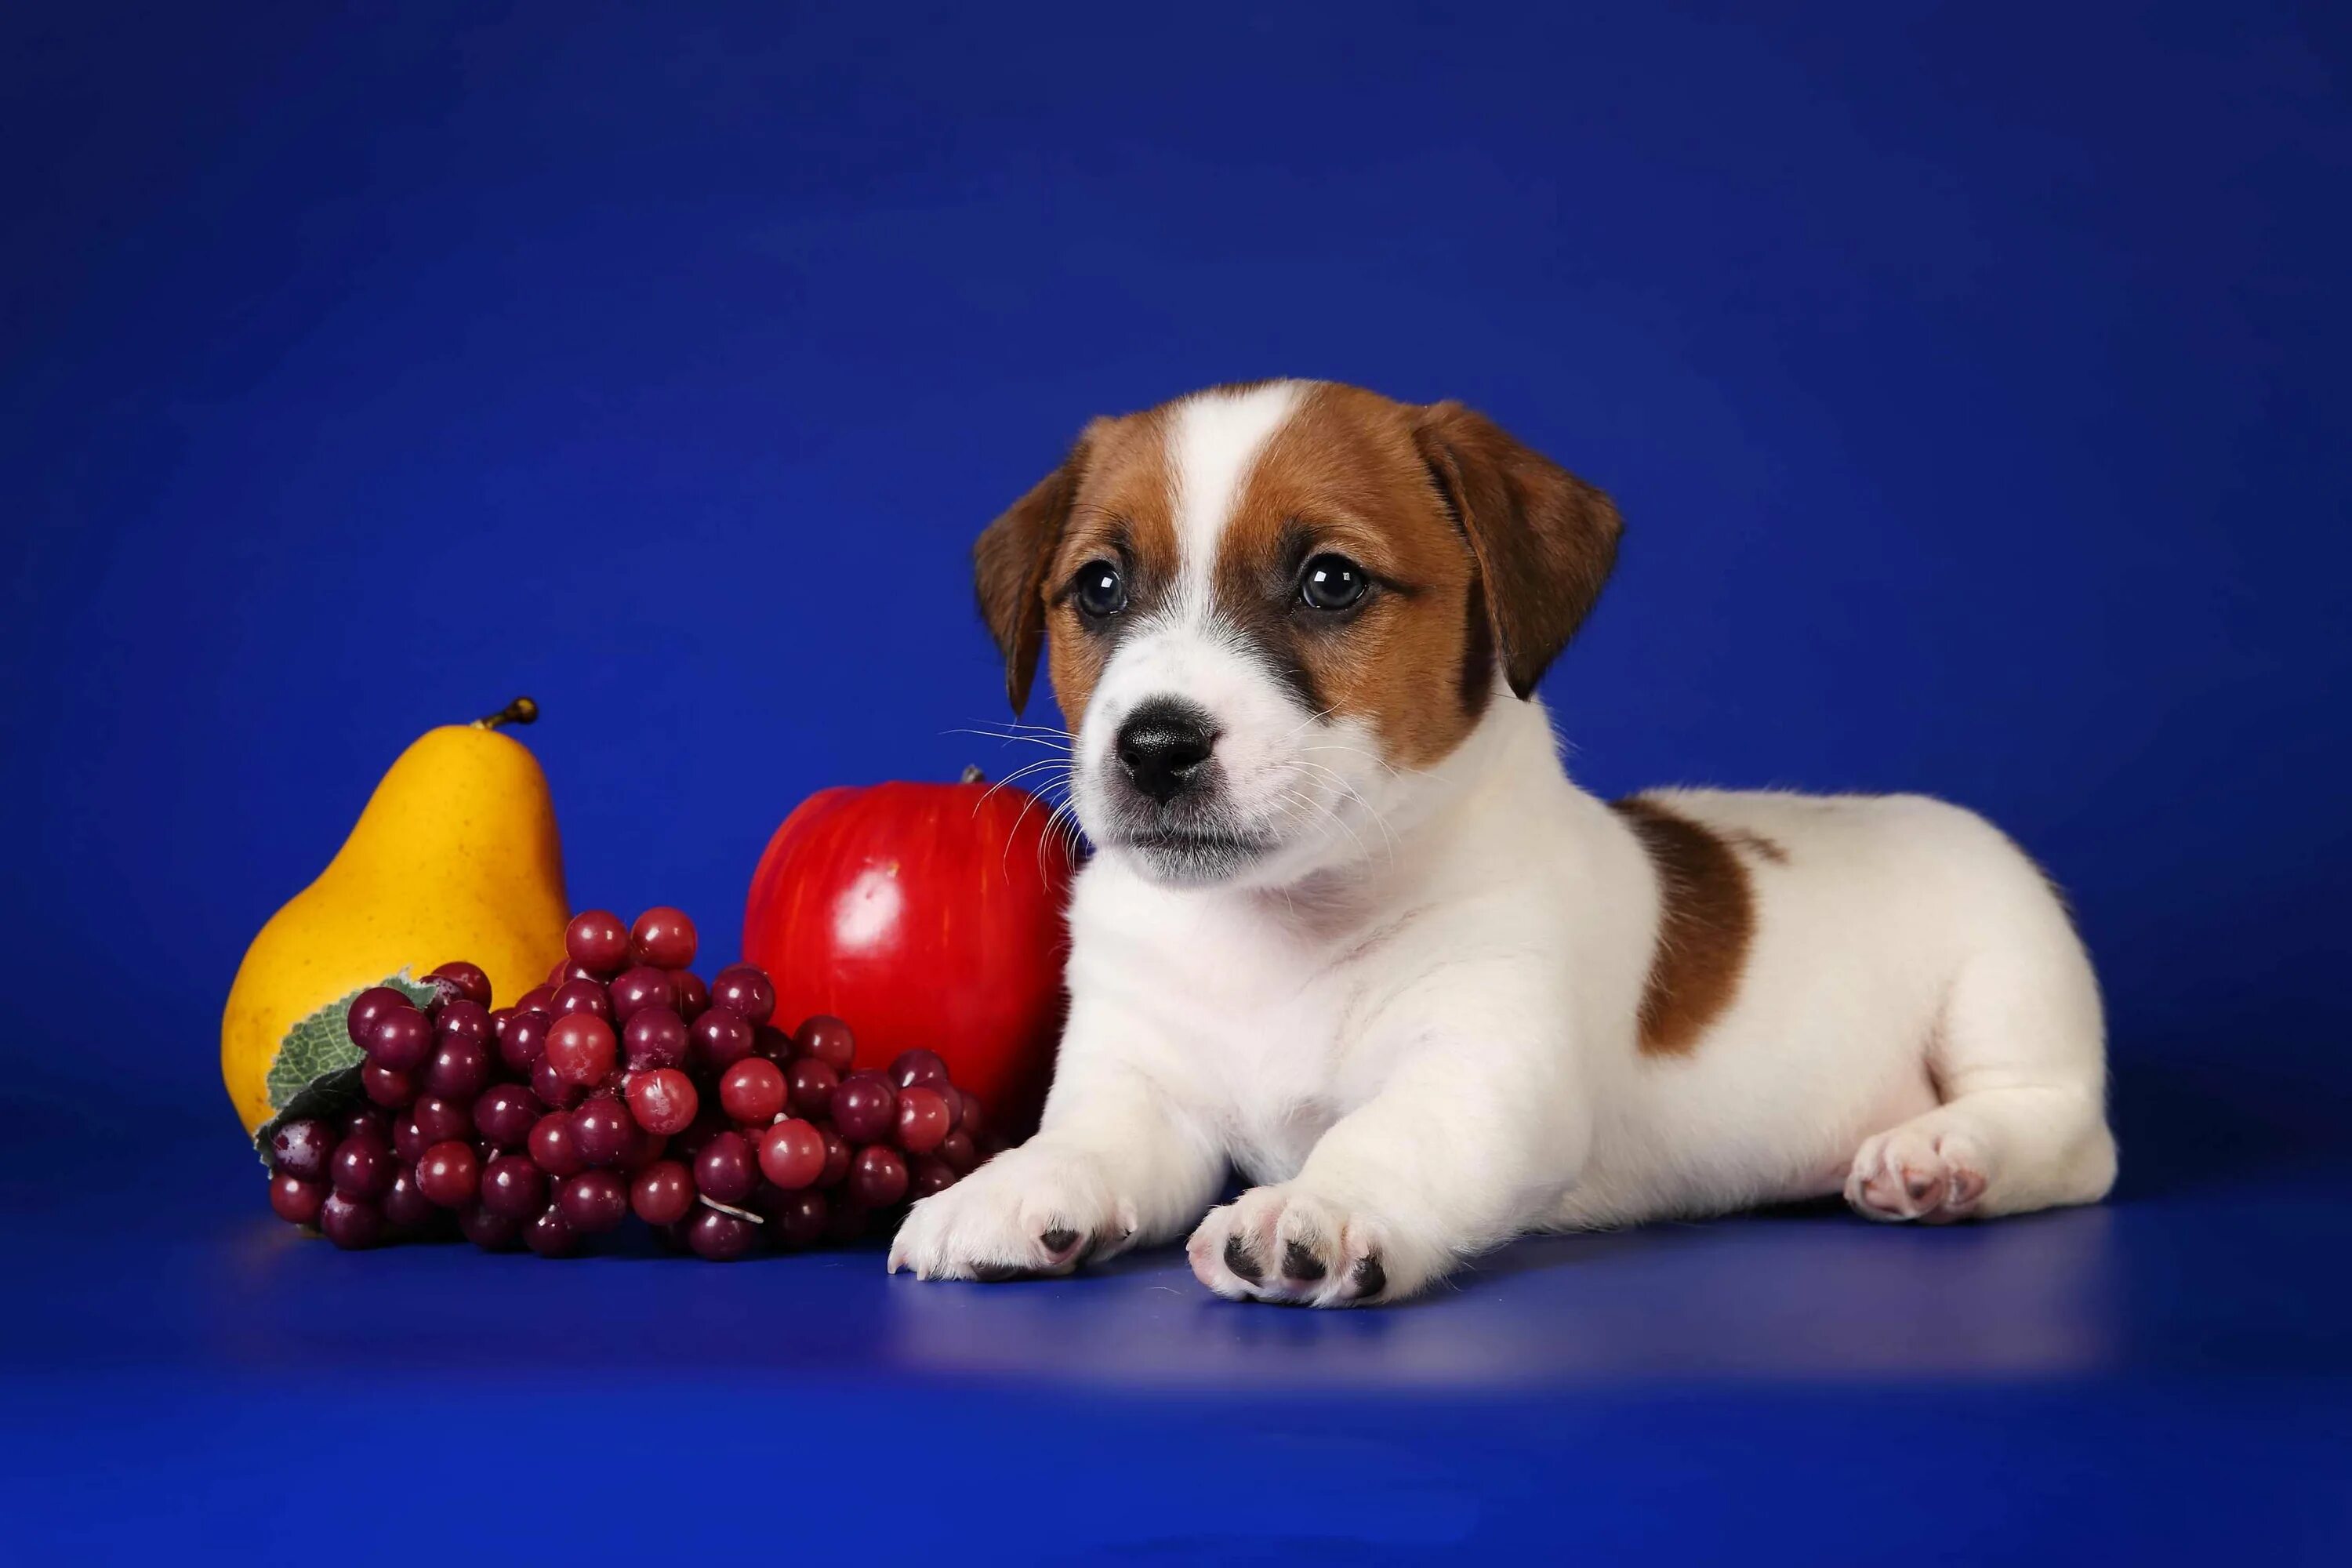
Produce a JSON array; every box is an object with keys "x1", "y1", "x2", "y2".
[{"x1": 889, "y1": 379, "x2": 2118, "y2": 1306}]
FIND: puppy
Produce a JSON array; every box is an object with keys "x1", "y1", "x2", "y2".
[{"x1": 889, "y1": 379, "x2": 2118, "y2": 1305}]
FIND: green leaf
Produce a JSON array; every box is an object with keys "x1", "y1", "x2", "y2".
[{"x1": 252, "y1": 972, "x2": 438, "y2": 1166}]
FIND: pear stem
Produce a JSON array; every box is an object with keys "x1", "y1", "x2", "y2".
[
  {"x1": 474, "y1": 696, "x2": 539, "y2": 731},
  {"x1": 961, "y1": 764, "x2": 986, "y2": 784}
]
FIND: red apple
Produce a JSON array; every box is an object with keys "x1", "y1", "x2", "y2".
[{"x1": 742, "y1": 771, "x2": 1074, "y2": 1138}]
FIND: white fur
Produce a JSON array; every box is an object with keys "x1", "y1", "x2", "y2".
[{"x1": 893, "y1": 383, "x2": 2118, "y2": 1305}]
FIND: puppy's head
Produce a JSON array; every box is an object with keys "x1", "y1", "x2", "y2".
[{"x1": 975, "y1": 380, "x2": 1619, "y2": 889}]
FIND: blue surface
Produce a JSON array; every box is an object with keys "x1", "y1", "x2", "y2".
[{"x1": 5, "y1": 2, "x2": 2348, "y2": 1561}]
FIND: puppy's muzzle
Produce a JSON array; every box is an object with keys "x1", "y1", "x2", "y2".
[{"x1": 1114, "y1": 698, "x2": 1218, "y2": 805}]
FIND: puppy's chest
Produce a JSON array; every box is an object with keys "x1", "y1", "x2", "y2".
[{"x1": 1116, "y1": 912, "x2": 1394, "y2": 1181}]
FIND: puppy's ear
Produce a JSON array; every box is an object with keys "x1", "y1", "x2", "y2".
[
  {"x1": 974, "y1": 426, "x2": 1095, "y2": 713},
  {"x1": 1414, "y1": 401, "x2": 1621, "y2": 699}
]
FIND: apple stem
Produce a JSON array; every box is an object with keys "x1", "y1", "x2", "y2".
[
  {"x1": 961, "y1": 764, "x2": 986, "y2": 784},
  {"x1": 474, "y1": 696, "x2": 539, "y2": 731}
]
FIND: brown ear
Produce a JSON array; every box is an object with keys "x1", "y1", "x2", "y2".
[
  {"x1": 1414, "y1": 401, "x2": 1621, "y2": 699},
  {"x1": 974, "y1": 429, "x2": 1093, "y2": 713}
]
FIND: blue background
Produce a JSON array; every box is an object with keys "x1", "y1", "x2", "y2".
[{"x1": 4, "y1": 2, "x2": 2347, "y2": 1562}]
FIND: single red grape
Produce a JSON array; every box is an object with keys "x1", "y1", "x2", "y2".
[
  {"x1": 622, "y1": 1007, "x2": 688, "y2": 1072},
  {"x1": 515, "y1": 985, "x2": 556, "y2": 1017},
  {"x1": 670, "y1": 969, "x2": 710, "y2": 1023},
  {"x1": 409, "y1": 1094, "x2": 471, "y2": 1147},
  {"x1": 428, "y1": 960, "x2": 493, "y2": 1007},
  {"x1": 393, "y1": 1113, "x2": 428, "y2": 1165},
  {"x1": 684, "y1": 1204, "x2": 757, "y2": 1261},
  {"x1": 528, "y1": 1112, "x2": 585, "y2": 1177},
  {"x1": 690, "y1": 1010, "x2": 755, "y2": 1073},
  {"x1": 757, "y1": 1119, "x2": 826, "y2": 1189},
  {"x1": 557, "y1": 1170, "x2": 629, "y2": 1234},
  {"x1": 525, "y1": 1205, "x2": 579, "y2": 1258},
  {"x1": 894, "y1": 1087, "x2": 951, "y2": 1154},
  {"x1": 459, "y1": 1203, "x2": 521, "y2": 1251},
  {"x1": 550, "y1": 978, "x2": 612, "y2": 1023},
  {"x1": 607, "y1": 965, "x2": 675, "y2": 1025},
  {"x1": 761, "y1": 1186, "x2": 829, "y2": 1249},
  {"x1": 365, "y1": 1006, "x2": 432, "y2": 1072},
  {"x1": 572, "y1": 1094, "x2": 637, "y2": 1167},
  {"x1": 319, "y1": 1192, "x2": 384, "y2": 1249},
  {"x1": 936, "y1": 1128, "x2": 978, "y2": 1174},
  {"x1": 708, "y1": 964, "x2": 775, "y2": 1025},
  {"x1": 532, "y1": 1057, "x2": 585, "y2": 1111},
  {"x1": 472, "y1": 1083, "x2": 541, "y2": 1147},
  {"x1": 785, "y1": 1057, "x2": 838, "y2": 1120},
  {"x1": 818, "y1": 1126, "x2": 852, "y2": 1188},
  {"x1": 382, "y1": 1167, "x2": 438, "y2": 1235},
  {"x1": 694, "y1": 1131, "x2": 759, "y2": 1204},
  {"x1": 848, "y1": 1145, "x2": 909, "y2": 1208},
  {"x1": 499, "y1": 1009, "x2": 550, "y2": 1074},
  {"x1": 630, "y1": 907, "x2": 696, "y2": 969},
  {"x1": 347, "y1": 985, "x2": 412, "y2": 1048},
  {"x1": 268, "y1": 1117, "x2": 335, "y2": 1181},
  {"x1": 630, "y1": 1160, "x2": 695, "y2": 1225},
  {"x1": 480, "y1": 1153, "x2": 547, "y2": 1219},
  {"x1": 797, "y1": 1015, "x2": 855, "y2": 1072},
  {"x1": 673, "y1": 1106, "x2": 735, "y2": 1161},
  {"x1": 753, "y1": 1024, "x2": 794, "y2": 1061},
  {"x1": 361, "y1": 1061, "x2": 416, "y2": 1108},
  {"x1": 831, "y1": 1073, "x2": 897, "y2": 1145},
  {"x1": 889, "y1": 1049, "x2": 951, "y2": 1093},
  {"x1": 491, "y1": 1005, "x2": 515, "y2": 1040},
  {"x1": 908, "y1": 1156, "x2": 957, "y2": 1201},
  {"x1": 625, "y1": 1068, "x2": 699, "y2": 1137},
  {"x1": 565, "y1": 909, "x2": 630, "y2": 973},
  {"x1": 339, "y1": 1107, "x2": 391, "y2": 1142},
  {"x1": 269, "y1": 1172, "x2": 325, "y2": 1225},
  {"x1": 423, "y1": 1035, "x2": 492, "y2": 1101},
  {"x1": 331, "y1": 1134, "x2": 393, "y2": 1199},
  {"x1": 956, "y1": 1094, "x2": 989, "y2": 1144},
  {"x1": 435, "y1": 998, "x2": 492, "y2": 1046},
  {"x1": 416, "y1": 1141, "x2": 481, "y2": 1207},
  {"x1": 720, "y1": 1058, "x2": 786, "y2": 1125},
  {"x1": 544, "y1": 1013, "x2": 617, "y2": 1086}
]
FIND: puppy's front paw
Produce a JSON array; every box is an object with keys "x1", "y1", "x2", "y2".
[
  {"x1": 888, "y1": 1142, "x2": 1138, "y2": 1281},
  {"x1": 1185, "y1": 1184, "x2": 1427, "y2": 1307}
]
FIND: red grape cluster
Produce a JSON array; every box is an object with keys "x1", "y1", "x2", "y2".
[{"x1": 262, "y1": 906, "x2": 1001, "y2": 1260}]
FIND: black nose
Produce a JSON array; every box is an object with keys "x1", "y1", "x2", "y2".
[{"x1": 1115, "y1": 699, "x2": 1218, "y2": 804}]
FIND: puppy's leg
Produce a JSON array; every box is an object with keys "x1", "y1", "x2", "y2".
[
  {"x1": 1848, "y1": 946, "x2": 2118, "y2": 1224},
  {"x1": 1189, "y1": 968, "x2": 1586, "y2": 1307},
  {"x1": 891, "y1": 1004, "x2": 1223, "y2": 1279}
]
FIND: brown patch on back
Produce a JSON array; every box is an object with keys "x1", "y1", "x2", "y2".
[
  {"x1": 1213, "y1": 384, "x2": 1490, "y2": 768},
  {"x1": 1610, "y1": 796, "x2": 1757, "y2": 1057},
  {"x1": 1722, "y1": 828, "x2": 1788, "y2": 864}
]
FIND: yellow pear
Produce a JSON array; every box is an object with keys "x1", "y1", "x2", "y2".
[{"x1": 223, "y1": 698, "x2": 570, "y2": 1134}]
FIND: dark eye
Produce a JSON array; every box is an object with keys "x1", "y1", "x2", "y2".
[
  {"x1": 1298, "y1": 554, "x2": 1369, "y2": 613},
  {"x1": 1074, "y1": 560, "x2": 1127, "y2": 619}
]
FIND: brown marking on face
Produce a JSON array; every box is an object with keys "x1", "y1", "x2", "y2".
[
  {"x1": 1038, "y1": 408, "x2": 1178, "y2": 730},
  {"x1": 1210, "y1": 383, "x2": 1490, "y2": 768},
  {"x1": 972, "y1": 408, "x2": 1179, "y2": 727},
  {"x1": 1609, "y1": 795, "x2": 1756, "y2": 1057},
  {"x1": 975, "y1": 381, "x2": 1621, "y2": 761}
]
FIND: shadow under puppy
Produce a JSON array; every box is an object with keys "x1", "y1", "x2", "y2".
[{"x1": 890, "y1": 379, "x2": 2117, "y2": 1306}]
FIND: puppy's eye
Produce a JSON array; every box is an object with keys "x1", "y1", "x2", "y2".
[
  {"x1": 1298, "y1": 554, "x2": 1370, "y2": 613},
  {"x1": 1074, "y1": 560, "x2": 1127, "y2": 619}
]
